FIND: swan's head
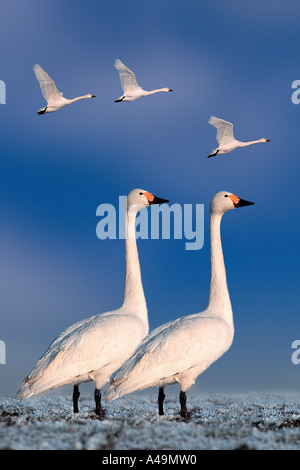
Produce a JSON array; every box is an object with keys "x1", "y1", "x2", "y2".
[
  {"x1": 87, "y1": 94, "x2": 96, "y2": 98},
  {"x1": 127, "y1": 189, "x2": 169, "y2": 214},
  {"x1": 262, "y1": 138, "x2": 270, "y2": 142},
  {"x1": 211, "y1": 191, "x2": 255, "y2": 215},
  {"x1": 165, "y1": 88, "x2": 173, "y2": 92}
]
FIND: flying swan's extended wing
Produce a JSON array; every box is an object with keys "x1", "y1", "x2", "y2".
[
  {"x1": 209, "y1": 116, "x2": 235, "y2": 145},
  {"x1": 33, "y1": 64, "x2": 63, "y2": 102},
  {"x1": 114, "y1": 59, "x2": 142, "y2": 93}
]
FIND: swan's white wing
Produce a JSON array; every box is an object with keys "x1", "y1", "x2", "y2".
[
  {"x1": 33, "y1": 64, "x2": 63, "y2": 102},
  {"x1": 114, "y1": 59, "x2": 142, "y2": 93},
  {"x1": 208, "y1": 116, "x2": 235, "y2": 145}
]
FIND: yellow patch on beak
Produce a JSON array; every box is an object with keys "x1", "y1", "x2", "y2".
[
  {"x1": 228, "y1": 194, "x2": 240, "y2": 206},
  {"x1": 143, "y1": 192, "x2": 155, "y2": 203}
]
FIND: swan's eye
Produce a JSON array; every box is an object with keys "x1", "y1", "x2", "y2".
[
  {"x1": 139, "y1": 192, "x2": 143, "y2": 195},
  {"x1": 224, "y1": 195, "x2": 228, "y2": 198}
]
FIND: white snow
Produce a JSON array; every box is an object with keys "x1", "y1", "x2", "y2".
[{"x1": 0, "y1": 391, "x2": 300, "y2": 450}]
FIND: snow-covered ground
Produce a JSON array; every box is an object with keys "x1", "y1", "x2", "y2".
[{"x1": 0, "y1": 391, "x2": 300, "y2": 450}]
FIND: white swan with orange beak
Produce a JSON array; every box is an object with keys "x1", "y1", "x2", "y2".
[{"x1": 17, "y1": 189, "x2": 169, "y2": 419}]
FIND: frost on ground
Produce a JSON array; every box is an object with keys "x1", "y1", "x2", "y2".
[{"x1": 0, "y1": 391, "x2": 300, "y2": 450}]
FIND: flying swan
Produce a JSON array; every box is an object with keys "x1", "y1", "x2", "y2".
[
  {"x1": 207, "y1": 116, "x2": 270, "y2": 158},
  {"x1": 17, "y1": 189, "x2": 168, "y2": 418},
  {"x1": 33, "y1": 64, "x2": 96, "y2": 114},
  {"x1": 114, "y1": 58, "x2": 173, "y2": 102},
  {"x1": 105, "y1": 191, "x2": 254, "y2": 419}
]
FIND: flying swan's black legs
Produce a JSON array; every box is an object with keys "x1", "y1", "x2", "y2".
[
  {"x1": 207, "y1": 149, "x2": 220, "y2": 158},
  {"x1": 37, "y1": 106, "x2": 47, "y2": 115},
  {"x1": 94, "y1": 388, "x2": 105, "y2": 419},
  {"x1": 158, "y1": 387, "x2": 166, "y2": 416},
  {"x1": 73, "y1": 385, "x2": 80, "y2": 413},
  {"x1": 179, "y1": 391, "x2": 190, "y2": 420}
]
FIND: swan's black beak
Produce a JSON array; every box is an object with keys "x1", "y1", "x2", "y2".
[
  {"x1": 234, "y1": 198, "x2": 255, "y2": 208},
  {"x1": 149, "y1": 196, "x2": 169, "y2": 205},
  {"x1": 91, "y1": 95, "x2": 96, "y2": 98},
  {"x1": 168, "y1": 89, "x2": 173, "y2": 92},
  {"x1": 266, "y1": 139, "x2": 270, "y2": 142}
]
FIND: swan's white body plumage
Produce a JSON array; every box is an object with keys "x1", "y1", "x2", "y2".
[
  {"x1": 18, "y1": 308, "x2": 148, "y2": 398},
  {"x1": 105, "y1": 191, "x2": 254, "y2": 404},
  {"x1": 114, "y1": 59, "x2": 172, "y2": 102},
  {"x1": 208, "y1": 116, "x2": 270, "y2": 157},
  {"x1": 105, "y1": 312, "x2": 233, "y2": 398},
  {"x1": 33, "y1": 64, "x2": 95, "y2": 114},
  {"x1": 17, "y1": 189, "x2": 168, "y2": 401}
]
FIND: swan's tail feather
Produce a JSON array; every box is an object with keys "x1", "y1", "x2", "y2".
[
  {"x1": 104, "y1": 380, "x2": 139, "y2": 401},
  {"x1": 17, "y1": 375, "x2": 40, "y2": 399},
  {"x1": 17, "y1": 373, "x2": 76, "y2": 399},
  {"x1": 104, "y1": 374, "x2": 157, "y2": 402},
  {"x1": 104, "y1": 352, "x2": 156, "y2": 401},
  {"x1": 17, "y1": 350, "x2": 69, "y2": 399}
]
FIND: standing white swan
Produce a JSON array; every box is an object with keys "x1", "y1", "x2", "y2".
[
  {"x1": 17, "y1": 189, "x2": 169, "y2": 418},
  {"x1": 33, "y1": 64, "x2": 96, "y2": 114},
  {"x1": 105, "y1": 191, "x2": 254, "y2": 419},
  {"x1": 207, "y1": 116, "x2": 270, "y2": 158},
  {"x1": 114, "y1": 59, "x2": 173, "y2": 102}
]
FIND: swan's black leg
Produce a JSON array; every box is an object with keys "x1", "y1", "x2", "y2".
[
  {"x1": 73, "y1": 385, "x2": 80, "y2": 413},
  {"x1": 158, "y1": 387, "x2": 166, "y2": 416},
  {"x1": 37, "y1": 107, "x2": 47, "y2": 115},
  {"x1": 94, "y1": 388, "x2": 105, "y2": 419},
  {"x1": 179, "y1": 391, "x2": 190, "y2": 420},
  {"x1": 207, "y1": 149, "x2": 220, "y2": 158}
]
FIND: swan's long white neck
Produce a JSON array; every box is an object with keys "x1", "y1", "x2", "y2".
[
  {"x1": 238, "y1": 139, "x2": 264, "y2": 147},
  {"x1": 121, "y1": 205, "x2": 148, "y2": 327},
  {"x1": 207, "y1": 211, "x2": 233, "y2": 324},
  {"x1": 69, "y1": 95, "x2": 91, "y2": 103},
  {"x1": 144, "y1": 88, "x2": 169, "y2": 96}
]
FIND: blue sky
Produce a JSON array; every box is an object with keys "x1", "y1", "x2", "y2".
[{"x1": 0, "y1": 0, "x2": 299, "y2": 397}]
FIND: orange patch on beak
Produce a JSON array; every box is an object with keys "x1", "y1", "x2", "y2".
[
  {"x1": 228, "y1": 194, "x2": 240, "y2": 206},
  {"x1": 143, "y1": 192, "x2": 155, "y2": 203}
]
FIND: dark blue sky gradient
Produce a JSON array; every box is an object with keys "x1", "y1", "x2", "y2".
[{"x1": 0, "y1": 0, "x2": 299, "y2": 396}]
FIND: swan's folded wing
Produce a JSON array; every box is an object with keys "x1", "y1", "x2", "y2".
[
  {"x1": 33, "y1": 64, "x2": 62, "y2": 102},
  {"x1": 105, "y1": 314, "x2": 233, "y2": 400},
  {"x1": 114, "y1": 59, "x2": 142, "y2": 92},
  {"x1": 17, "y1": 312, "x2": 145, "y2": 398},
  {"x1": 208, "y1": 116, "x2": 235, "y2": 145}
]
